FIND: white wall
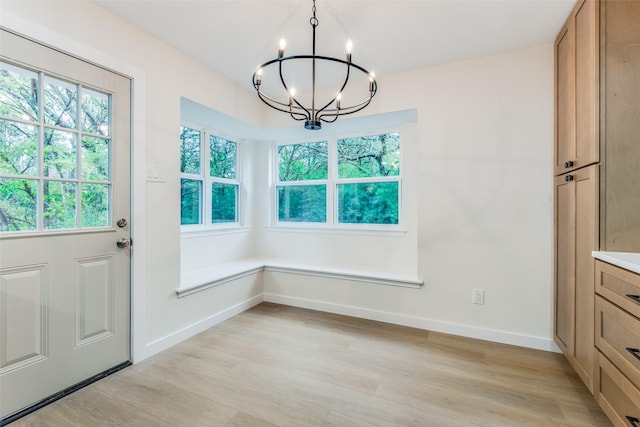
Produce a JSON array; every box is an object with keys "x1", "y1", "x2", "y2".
[
  {"x1": 263, "y1": 45, "x2": 555, "y2": 350},
  {"x1": 2, "y1": 0, "x2": 555, "y2": 356}
]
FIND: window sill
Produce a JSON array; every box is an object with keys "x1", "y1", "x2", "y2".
[
  {"x1": 265, "y1": 224, "x2": 407, "y2": 236},
  {"x1": 176, "y1": 258, "x2": 423, "y2": 298},
  {"x1": 180, "y1": 225, "x2": 249, "y2": 239}
]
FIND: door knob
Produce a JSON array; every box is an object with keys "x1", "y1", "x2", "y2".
[{"x1": 116, "y1": 238, "x2": 131, "y2": 248}]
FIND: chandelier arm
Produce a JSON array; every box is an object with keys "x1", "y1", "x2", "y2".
[
  {"x1": 256, "y1": 89, "x2": 310, "y2": 120},
  {"x1": 317, "y1": 95, "x2": 374, "y2": 122},
  {"x1": 314, "y1": 63, "x2": 352, "y2": 118},
  {"x1": 278, "y1": 57, "x2": 311, "y2": 119}
]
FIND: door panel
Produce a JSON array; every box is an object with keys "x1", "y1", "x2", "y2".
[{"x1": 0, "y1": 29, "x2": 131, "y2": 419}]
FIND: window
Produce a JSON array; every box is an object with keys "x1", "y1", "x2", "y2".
[
  {"x1": 180, "y1": 125, "x2": 239, "y2": 227},
  {"x1": 0, "y1": 60, "x2": 112, "y2": 232},
  {"x1": 275, "y1": 132, "x2": 400, "y2": 227}
]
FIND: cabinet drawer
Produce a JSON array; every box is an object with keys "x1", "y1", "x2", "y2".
[
  {"x1": 596, "y1": 296, "x2": 640, "y2": 386},
  {"x1": 597, "y1": 354, "x2": 640, "y2": 427},
  {"x1": 596, "y1": 261, "x2": 640, "y2": 319}
]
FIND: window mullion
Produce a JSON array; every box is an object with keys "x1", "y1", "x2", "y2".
[
  {"x1": 202, "y1": 129, "x2": 210, "y2": 226},
  {"x1": 327, "y1": 137, "x2": 336, "y2": 225}
]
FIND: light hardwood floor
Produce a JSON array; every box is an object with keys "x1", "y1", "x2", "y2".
[{"x1": 10, "y1": 303, "x2": 610, "y2": 426}]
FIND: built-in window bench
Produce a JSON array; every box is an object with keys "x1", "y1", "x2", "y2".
[{"x1": 177, "y1": 259, "x2": 423, "y2": 298}]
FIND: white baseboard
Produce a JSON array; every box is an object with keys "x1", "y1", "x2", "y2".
[
  {"x1": 264, "y1": 292, "x2": 560, "y2": 353},
  {"x1": 141, "y1": 294, "x2": 264, "y2": 361}
]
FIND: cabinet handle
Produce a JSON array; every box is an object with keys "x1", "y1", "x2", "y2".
[
  {"x1": 626, "y1": 294, "x2": 640, "y2": 304},
  {"x1": 564, "y1": 160, "x2": 574, "y2": 168},
  {"x1": 565, "y1": 175, "x2": 574, "y2": 182},
  {"x1": 626, "y1": 416, "x2": 640, "y2": 427},
  {"x1": 627, "y1": 348, "x2": 640, "y2": 362}
]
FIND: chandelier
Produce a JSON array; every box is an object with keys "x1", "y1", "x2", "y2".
[{"x1": 252, "y1": 0, "x2": 378, "y2": 130}]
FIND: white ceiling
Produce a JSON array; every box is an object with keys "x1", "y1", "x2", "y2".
[{"x1": 93, "y1": 0, "x2": 576, "y2": 93}]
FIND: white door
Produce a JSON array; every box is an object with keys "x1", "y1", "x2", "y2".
[{"x1": 0, "y1": 29, "x2": 131, "y2": 420}]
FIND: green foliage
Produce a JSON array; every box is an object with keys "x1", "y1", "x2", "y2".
[
  {"x1": 43, "y1": 181, "x2": 76, "y2": 229},
  {"x1": 0, "y1": 178, "x2": 37, "y2": 231},
  {"x1": 338, "y1": 133, "x2": 400, "y2": 178},
  {"x1": 0, "y1": 60, "x2": 114, "y2": 232},
  {"x1": 338, "y1": 182, "x2": 398, "y2": 224},
  {"x1": 278, "y1": 185, "x2": 326, "y2": 223},
  {"x1": 210, "y1": 136, "x2": 236, "y2": 179},
  {"x1": 278, "y1": 141, "x2": 328, "y2": 181},
  {"x1": 0, "y1": 119, "x2": 38, "y2": 175},
  {"x1": 180, "y1": 126, "x2": 201, "y2": 174},
  {"x1": 211, "y1": 183, "x2": 237, "y2": 223},
  {"x1": 180, "y1": 179, "x2": 201, "y2": 225}
]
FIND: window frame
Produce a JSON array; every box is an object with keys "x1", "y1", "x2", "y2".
[
  {"x1": 271, "y1": 128, "x2": 403, "y2": 232},
  {"x1": 180, "y1": 122, "x2": 243, "y2": 234}
]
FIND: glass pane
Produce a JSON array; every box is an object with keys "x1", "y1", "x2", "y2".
[
  {"x1": 43, "y1": 180, "x2": 77, "y2": 230},
  {"x1": 180, "y1": 126, "x2": 200, "y2": 174},
  {"x1": 82, "y1": 136, "x2": 110, "y2": 181},
  {"x1": 44, "y1": 129, "x2": 76, "y2": 178},
  {"x1": 278, "y1": 141, "x2": 328, "y2": 181},
  {"x1": 81, "y1": 88, "x2": 110, "y2": 136},
  {"x1": 211, "y1": 182, "x2": 237, "y2": 223},
  {"x1": 44, "y1": 76, "x2": 77, "y2": 129},
  {"x1": 181, "y1": 179, "x2": 201, "y2": 225},
  {"x1": 210, "y1": 135, "x2": 236, "y2": 179},
  {"x1": 0, "y1": 61, "x2": 39, "y2": 122},
  {"x1": 0, "y1": 178, "x2": 37, "y2": 231},
  {"x1": 338, "y1": 182, "x2": 399, "y2": 224},
  {"x1": 338, "y1": 133, "x2": 400, "y2": 178},
  {"x1": 0, "y1": 119, "x2": 38, "y2": 176},
  {"x1": 277, "y1": 185, "x2": 326, "y2": 223},
  {"x1": 82, "y1": 183, "x2": 109, "y2": 227}
]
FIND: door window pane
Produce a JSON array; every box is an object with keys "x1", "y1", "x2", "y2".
[
  {"x1": 0, "y1": 61, "x2": 114, "y2": 233},
  {"x1": 82, "y1": 88, "x2": 110, "y2": 136},
  {"x1": 0, "y1": 119, "x2": 38, "y2": 176},
  {"x1": 337, "y1": 182, "x2": 399, "y2": 224},
  {"x1": 278, "y1": 185, "x2": 326, "y2": 223},
  {"x1": 0, "y1": 61, "x2": 39, "y2": 122},
  {"x1": 211, "y1": 182, "x2": 237, "y2": 223},
  {"x1": 337, "y1": 133, "x2": 400, "y2": 178},
  {"x1": 181, "y1": 179, "x2": 201, "y2": 225},
  {"x1": 81, "y1": 183, "x2": 109, "y2": 227},
  {"x1": 210, "y1": 135, "x2": 236, "y2": 179},
  {"x1": 82, "y1": 136, "x2": 110, "y2": 181},
  {"x1": 44, "y1": 129, "x2": 76, "y2": 178},
  {"x1": 44, "y1": 76, "x2": 77, "y2": 129},
  {"x1": 278, "y1": 141, "x2": 328, "y2": 181},
  {"x1": 0, "y1": 178, "x2": 37, "y2": 231},
  {"x1": 43, "y1": 180, "x2": 77, "y2": 229},
  {"x1": 180, "y1": 126, "x2": 200, "y2": 174}
]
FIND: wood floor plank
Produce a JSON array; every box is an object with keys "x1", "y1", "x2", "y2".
[{"x1": 8, "y1": 302, "x2": 610, "y2": 426}]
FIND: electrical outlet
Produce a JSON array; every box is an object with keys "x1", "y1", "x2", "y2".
[{"x1": 473, "y1": 288, "x2": 485, "y2": 305}]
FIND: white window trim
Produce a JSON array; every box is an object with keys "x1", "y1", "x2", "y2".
[
  {"x1": 180, "y1": 122, "x2": 243, "y2": 234},
  {"x1": 271, "y1": 129, "x2": 403, "y2": 232}
]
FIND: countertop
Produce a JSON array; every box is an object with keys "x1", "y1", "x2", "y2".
[{"x1": 592, "y1": 251, "x2": 640, "y2": 275}]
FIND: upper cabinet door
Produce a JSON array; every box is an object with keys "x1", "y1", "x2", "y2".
[
  {"x1": 555, "y1": 0, "x2": 599, "y2": 176},
  {"x1": 555, "y1": 19, "x2": 576, "y2": 176}
]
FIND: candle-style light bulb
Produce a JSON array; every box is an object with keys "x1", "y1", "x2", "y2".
[
  {"x1": 278, "y1": 38, "x2": 286, "y2": 58},
  {"x1": 346, "y1": 39, "x2": 353, "y2": 62},
  {"x1": 289, "y1": 87, "x2": 296, "y2": 105},
  {"x1": 256, "y1": 68, "x2": 263, "y2": 85},
  {"x1": 369, "y1": 71, "x2": 376, "y2": 91},
  {"x1": 336, "y1": 92, "x2": 342, "y2": 109}
]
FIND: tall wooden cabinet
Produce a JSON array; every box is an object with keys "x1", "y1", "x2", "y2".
[
  {"x1": 554, "y1": 0, "x2": 640, "y2": 421},
  {"x1": 554, "y1": 0, "x2": 599, "y2": 393}
]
